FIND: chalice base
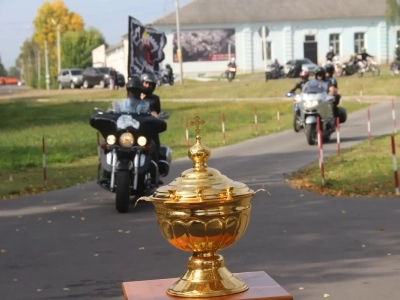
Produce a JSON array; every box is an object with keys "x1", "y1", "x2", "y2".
[{"x1": 167, "y1": 253, "x2": 248, "y2": 298}]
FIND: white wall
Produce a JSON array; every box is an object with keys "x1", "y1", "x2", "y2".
[
  {"x1": 92, "y1": 44, "x2": 106, "y2": 67},
  {"x1": 106, "y1": 45, "x2": 126, "y2": 79},
  {"x1": 155, "y1": 16, "x2": 394, "y2": 75}
]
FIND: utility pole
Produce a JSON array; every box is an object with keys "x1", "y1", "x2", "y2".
[
  {"x1": 44, "y1": 40, "x2": 50, "y2": 90},
  {"x1": 37, "y1": 49, "x2": 41, "y2": 89},
  {"x1": 175, "y1": 0, "x2": 183, "y2": 84}
]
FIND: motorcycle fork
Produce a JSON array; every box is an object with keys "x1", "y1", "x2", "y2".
[
  {"x1": 133, "y1": 150, "x2": 140, "y2": 190},
  {"x1": 110, "y1": 149, "x2": 117, "y2": 192}
]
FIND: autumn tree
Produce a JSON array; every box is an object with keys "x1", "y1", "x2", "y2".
[
  {"x1": 33, "y1": 0, "x2": 84, "y2": 79},
  {"x1": 61, "y1": 27, "x2": 106, "y2": 69},
  {"x1": 0, "y1": 55, "x2": 7, "y2": 77}
]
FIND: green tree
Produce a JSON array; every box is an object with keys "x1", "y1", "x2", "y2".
[
  {"x1": 8, "y1": 66, "x2": 21, "y2": 78},
  {"x1": 386, "y1": 0, "x2": 400, "y2": 23},
  {"x1": 0, "y1": 55, "x2": 8, "y2": 77},
  {"x1": 33, "y1": 0, "x2": 84, "y2": 77},
  {"x1": 61, "y1": 27, "x2": 106, "y2": 69}
]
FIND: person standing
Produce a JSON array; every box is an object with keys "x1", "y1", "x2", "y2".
[{"x1": 109, "y1": 67, "x2": 116, "y2": 90}]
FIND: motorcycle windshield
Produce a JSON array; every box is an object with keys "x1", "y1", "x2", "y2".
[{"x1": 90, "y1": 112, "x2": 167, "y2": 139}]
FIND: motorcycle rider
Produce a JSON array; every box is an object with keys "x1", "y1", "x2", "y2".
[
  {"x1": 289, "y1": 71, "x2": 309, "y2": 94},
  {"x1": 326, "y1": 46, "x2": 335, "y2": 62},
  {"x1": 302, "y1": 66, "x2": 328, "y2": 93},
  {"x1": 165, "y1": 64, "x2": 174, "y2": 84},
  {"x1": 101, "y1": 76, "x2": 160, "y2": 185},
  {"x1": 358, "y1": 48, "x2": 373, "y2": 71},
  {"x1": 325, "y1": 64, "x2": 341, "y2": 118},
  {"x1": 391, "y1": 45, "x2": 400, "y2": 71}
]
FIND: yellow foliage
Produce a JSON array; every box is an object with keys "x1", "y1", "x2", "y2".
[{"x1": 33, "y1": 0, "x2": 84, "y2": 77}]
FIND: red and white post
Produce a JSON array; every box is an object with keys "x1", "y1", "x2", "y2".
[
  {"x1": 391, "y1": 135, "x2": 400, "y2": 195},
  {"x1": 336, "y1": 117, "x2": 340, "y2": 156},
  {"x1": 221, "y1": 112, "x2": 226, "y2": 144},
  {"x1": 392, "y1": 99, "x2": 397, "y2": 134},
  {"x1": 367, "y1": 108, "x2": 372, "y2": 143},
  {"x1": 185, "y1": 117, "x2": 190, "y2": 150},
  {"x1": 317, "y1": 117, "x2": 325, "y2": 185},
  {"x1": 42, "y1": 136, "x2": 47, "y2": 186},
  {"x1": 359, "y1": 84, "x2": 363, "y2": 103},
  {"x1": 276, "y1": 102, "x2": 281, "y2": 130},
  {"x1": 254, "y1": 106, "x2": 258, "y2": 135}
]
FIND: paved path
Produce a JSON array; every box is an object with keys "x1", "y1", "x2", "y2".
[{"x1": 1, "y1": 101, "x2": 400, "y2": 300}]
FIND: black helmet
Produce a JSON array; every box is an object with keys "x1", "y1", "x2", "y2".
[
  {"x1": 315, "y1": 66, "x2": 326, "y2": 80},
  {"x1": 140, "y1": 72, "x2": 157, "y2": 95},
  {"x1": 126, "y1": 76, "x2": 143, "y2": 98},
  {"x1": 325, "y1": 64, "x2": 335, "y2": 77}
]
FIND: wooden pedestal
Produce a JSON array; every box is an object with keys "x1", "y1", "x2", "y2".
[{"x1": 122, "y1": 271, "x2": 293, "y2": 300}]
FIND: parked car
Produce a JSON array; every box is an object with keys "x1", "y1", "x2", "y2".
[
  {"x1": 96, "y1": 67, "x2": 125, "y2": 88},
  {"x1": 82, "y1": 67, "x2": 108, "y2": 89},
  {"x1": 57, "y1": 68, "x2": 83, "y2": 89},
  {"x1": 284, "y1": 58, "x2": 318, "y2": 78}
]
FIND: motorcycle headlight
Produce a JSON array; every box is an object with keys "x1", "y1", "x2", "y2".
[
  {"x1": 304, "y1": 99, "x2": 320, "y2": 108},
  {"x1": 119, "y1": 132, "x2": 134, "y2": 148},
  {"x1": 106, "y1": 135, "x2": 116, "y2": 145},
  {"x1": 137, "y1": 136, "x2": 147, "y2": 146}
]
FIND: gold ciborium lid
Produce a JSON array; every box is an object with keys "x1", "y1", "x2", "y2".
[
  {"x1": 151, "y1": 115, "x2": 254, "y2": 205},
  {"x1": 144, "y1": 116, "x2": 257, "y2": 298}
]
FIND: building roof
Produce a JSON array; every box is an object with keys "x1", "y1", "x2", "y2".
[
  {"x1": 152, "y1": 0, "x2": 386, "y2": 25},
  {"x1": 106, "y1": 41, "x2": 124, "y2": 53}
]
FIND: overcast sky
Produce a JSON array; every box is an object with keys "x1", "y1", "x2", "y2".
[{"x1": 0, "y1": 0, "x2": 191, "y2": 68}]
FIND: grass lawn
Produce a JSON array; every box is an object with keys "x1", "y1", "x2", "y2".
[
  {"x1": 0, "y1": 99, "x2": 368, "y2": 199},
  {"x1": 288, "y1": 134, "x2": 400, "y2": 197}
]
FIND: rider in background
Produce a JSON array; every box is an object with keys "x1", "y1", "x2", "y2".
[
  {"x1": 326, "y1": 46, "x2": 335, "y2": 63},
  {"x1": 358, "y1": 48, "x2": 373, "y2": 71}
]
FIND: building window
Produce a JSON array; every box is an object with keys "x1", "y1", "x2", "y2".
[
  {"x1": 397, "y1": 30, "x2": 400, "y2": 45},
  {"x1": 354, "y1": 32, "x2": 365, "y2": 54},
  {"x1": 329, "y1": 34, "x2": 340, "y2": 56},
  {"x1": 262, "y1": 41, "x2": 272, "y2": 60},
  {"x1": 305, "y1": 35, "x2": 315, "y2": 42}
]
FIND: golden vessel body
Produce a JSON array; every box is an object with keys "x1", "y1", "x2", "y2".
[{"x1": 144, "y1": 116, "x2": 258, "y2": 298}]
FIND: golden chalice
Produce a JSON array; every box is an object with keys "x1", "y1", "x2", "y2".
[{"x1": 144, "y1": 116, "x2": 259, "y2": 298}]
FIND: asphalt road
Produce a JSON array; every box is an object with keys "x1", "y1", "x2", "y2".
[
  {"x1": 1, "y1": 101, "x2": 400, "y2": 300},
  {"x1": 0, "y1": 85, "x2": 28, "y2": 96}
]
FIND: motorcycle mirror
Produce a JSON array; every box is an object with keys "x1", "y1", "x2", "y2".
[{"x1": 94, "y1": 107, "x2": 105, "y2": 114}]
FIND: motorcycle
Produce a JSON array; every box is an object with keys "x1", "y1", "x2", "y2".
[
  {"x1": 357, "y1": 57, "x2": 380, "y2": 77},
  {"x1": 390, "y1": 61, "x2": 400, "y2": 76},
  {"x1": 286, "y1": 81, "x2": 347, "y2": 146},
  {"x1": 90, "y1": 109, "x2": 172, "y2": 213},
  {"x1": 342, "y1": 57, "x2": 359, "y2": 76},
  {"x1": 157, "y1": 69, "x2": 174, "y2": 86},
  {"x1": 265, "y1": 64, "x2": 284, "y2": 80},
  {"x1": 326, "y1": 56, "x2": 344, "y2": 77},
  {"x1": 226, "y1": 66, "x2": 236, "y2": 82}
]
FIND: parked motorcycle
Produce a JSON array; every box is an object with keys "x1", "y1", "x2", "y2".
[
  {"x1": 357, "y1": 57, "x2": 380, "y2": 77},
  {"x1": 390, "y1": 61, "x2": 400, "y2": 76},
  {"x1": 342, "y1": 57, "x2": 359, "y2": 76},
  {"x1": 326, "y1": 56, "x2": 344, "y2": 77},
  {"x1": 286, "y1": 81, "x2": 347, "y2": 145},
  {"x1": 265, "y1": 64, "x2": 284, "y2": 80},
  {"x1": 226, "y1": 66, "x2": 236, "y2": 82},
  {"x1": 90, "y1": 109, "x2": 172, "y2": 213},
  {"x1": 157, "y1": 69, "x2": 174, "y2": 86}
]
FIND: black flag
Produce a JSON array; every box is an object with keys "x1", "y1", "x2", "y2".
[{"x1": 127, "y1": 16, "x2": 167, "y2": 78}]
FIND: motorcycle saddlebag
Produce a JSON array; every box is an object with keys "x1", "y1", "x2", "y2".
[{"x1": 338, "y1": 107, "x2": 347, "y2": 124}]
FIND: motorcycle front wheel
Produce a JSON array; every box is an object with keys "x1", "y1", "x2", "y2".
[
  {"x1": 293, "y1": 113, "x2": 301, "y2": 132},
  {"x1": 115, "y1": 171, "x2": 131, "y2": 213},
  {"x1": 305, "y1": 123, "x2": 317, "y2": 145}
]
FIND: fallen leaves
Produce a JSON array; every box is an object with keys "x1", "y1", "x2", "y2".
[
  {"x1": 323, "y1": 294, "x2": 330, "y2": 298},
  {"x1": 1, "y1": 249, "x2": 7, "y2": 253}
]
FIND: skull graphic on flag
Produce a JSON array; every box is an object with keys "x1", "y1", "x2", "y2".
[{"x1": 128, "y1": 16, "x2": 167, "y2": 79}]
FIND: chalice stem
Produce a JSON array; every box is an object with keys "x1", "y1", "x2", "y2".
[{"x1": 167, "y1": 251, "x2": 248, "y2": 297}]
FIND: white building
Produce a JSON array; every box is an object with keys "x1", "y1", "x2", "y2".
[{"x1": 95, "y1": 0, "x2": 399, "y2": 77}]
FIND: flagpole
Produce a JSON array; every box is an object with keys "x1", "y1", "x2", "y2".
[{"x1": 175, "y1": 0, "x2": 184, "y2": 84}]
